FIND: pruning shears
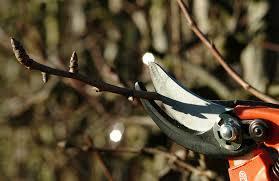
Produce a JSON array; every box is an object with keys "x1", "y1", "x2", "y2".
[{"x1": 135, "y1": 62, "x2": 279, "y2": 180}]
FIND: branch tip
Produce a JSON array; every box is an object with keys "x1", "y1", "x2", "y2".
[
  {"x1": 69, "y1": 51, "x2": 79, "y2": 73},
  {"x1": 11, "y1": 38, "x2": 33, "y2": 68}
]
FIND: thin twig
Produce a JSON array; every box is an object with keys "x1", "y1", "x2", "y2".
[
  {"x1": 83, "y1": 146, "x2": 214, "y2": 178},
  {"x1": 94, "y1": 152, "x2": 114, "y2": 181},
  {"x1": 176, "y1": 0, "x2": 279, "y2": 104},
  {"x1": 58, "y1": 137, "x2": 215, "y2": 179},
  {"x1": 81, "y1": 135, "x2": 214, "y2": 179},
  {"x1": 84, "y1": 136, "x2": 114, "y2": 181},
  {"x1": 10, "y1": 38, "x2": 161, "y2": 101},
  {"x1": 262, "y1": 41, "x2": 279, "y2": 52}
]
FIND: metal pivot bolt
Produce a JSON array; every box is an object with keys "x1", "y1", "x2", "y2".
[
  {"x1": 249, "y1": 119, "x2": 268, "y2": 142},
  {"x1": 214, "y1": 114, "x2": 242, "y2": 151},
  {"x1": 220, "y1": 123, "x2": 239, "y2": 141}
]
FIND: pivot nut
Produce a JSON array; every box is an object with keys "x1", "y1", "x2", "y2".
[
  {"x1": 220, "y1": 123, "x2": 239, "y2": 142},
  {"x1": 249, "y1": 119, "x2": 268, "y2": 142}
]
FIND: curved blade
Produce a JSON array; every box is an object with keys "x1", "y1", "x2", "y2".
[
  {"x1": 135, "y1": 82, "x2": 252, "y2": 157},
  {"x1": 148, "y1": 62, "x2": 230, "y2": 132}
]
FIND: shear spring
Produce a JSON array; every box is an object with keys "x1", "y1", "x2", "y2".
[{"x1": 271, "y1": 157, "x2": 279, "y2": 180}]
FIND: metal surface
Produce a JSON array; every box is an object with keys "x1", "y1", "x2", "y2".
[
  {"x1": 213, "y1": 113, "x2": 242, "y2": 151},
  {"x1": 271, "y1": 157, "x2": 279, "y2": 180},
  {"x1": 135, "y1": 82, "x2": 253, "y2": 157},
  {"x1": 248, "y1": 119, "x2": 268, "y2": 142},
  {"x1": 147, "y1": 62, "x2": 230, "y2": 132},
  {"x1": 136, "y1": 62, "x2": 279, "y2": 178},
  {"x1": 220, "y1": 124, "x2": 238, "y2": 141},
  {"x1": 212, "y1": 100, "x2": 279, "y2": 109}
]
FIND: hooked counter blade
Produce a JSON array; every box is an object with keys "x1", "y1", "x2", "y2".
[{"x1": 148, "y1": 62, "x2": 230, "y2": 132}]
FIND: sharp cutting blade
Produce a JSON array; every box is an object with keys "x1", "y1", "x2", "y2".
[{"x1": 148, "y1": 62, "x2": 230, "y2": 132}]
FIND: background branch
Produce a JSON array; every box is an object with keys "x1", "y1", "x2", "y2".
[
  {"x1": 62, "y1": 138, "x2": 216, "y2": 179},
  {"x1": 176, "y1": 0, "x2": 279, "y2": 104},
  {"x1": 84, "y1": 136, "x2": 114, "y2": 181},
  {"x1": 88, "y1": 147, "x2": 215, "y2": 178}
]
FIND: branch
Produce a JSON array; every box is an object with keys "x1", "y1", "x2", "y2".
[
  {"x1": 88, "y1": 147, "x2": 215, "y2": 178},
  {"x1": 84, "y1": 136, "x2": 113, "y2": 181},
  {"x1": 176, "y1": 0, "x2": 279, "y2": 104},
  {"x1": 11, "y1": 38, "x2": 161, "y2": 101},
  {"x1": 262, "y1": 41, "x2": 279, "y2": 52},
  {"x1": 60, "y1": 139, "x2": 215, "y2": 179},
  {"x1": 94, "y1": 151, "x2": 114, "y2": 181}
]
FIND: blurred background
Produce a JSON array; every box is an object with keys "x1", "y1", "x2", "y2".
[{"x1": 0, "y1": 0, "x2": 279, "y2": 180}]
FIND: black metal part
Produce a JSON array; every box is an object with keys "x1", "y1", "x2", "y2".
[
  {"x1": 135, "y1": 82, "x2": 254, "y2": 158},
  {"x1": 248, "y1": 119, "x2": 268, "y2": 142},
  {"x1": 271, "y1": 157, "x2": 279, "y2": 180},
  {"x1": 213, "y1": 113, "x2": 242, "y2": 151},
  {"x1": 211, "y1": 100, "x2": 279, "y2": 109},
  {"x1": 219, "y1": 124, "x2": 238, "y2": 141}
]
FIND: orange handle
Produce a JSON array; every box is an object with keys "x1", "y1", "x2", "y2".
[
  {"x1": 228, "y1": 106, "x2": 279, "y2": 181},
  {"x1": 234, "y1": 106, "x2": 279, "y2": 147}
]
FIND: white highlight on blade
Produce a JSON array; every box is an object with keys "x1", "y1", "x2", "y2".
[
  {"x1": 109, "y1": 129, "x2": 122, "y2": 142},
  {"x1": 142, "y1": 52, "x2": 155, "y2": 65}
]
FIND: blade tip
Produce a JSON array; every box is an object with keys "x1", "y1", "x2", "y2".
[{"x1": 142, "y1": 52, "x2": 155, "y2": 65}]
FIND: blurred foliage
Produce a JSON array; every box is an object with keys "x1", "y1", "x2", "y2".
[{"x1": 0, "y1": 0, "x2": 278, "y2": 180}]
